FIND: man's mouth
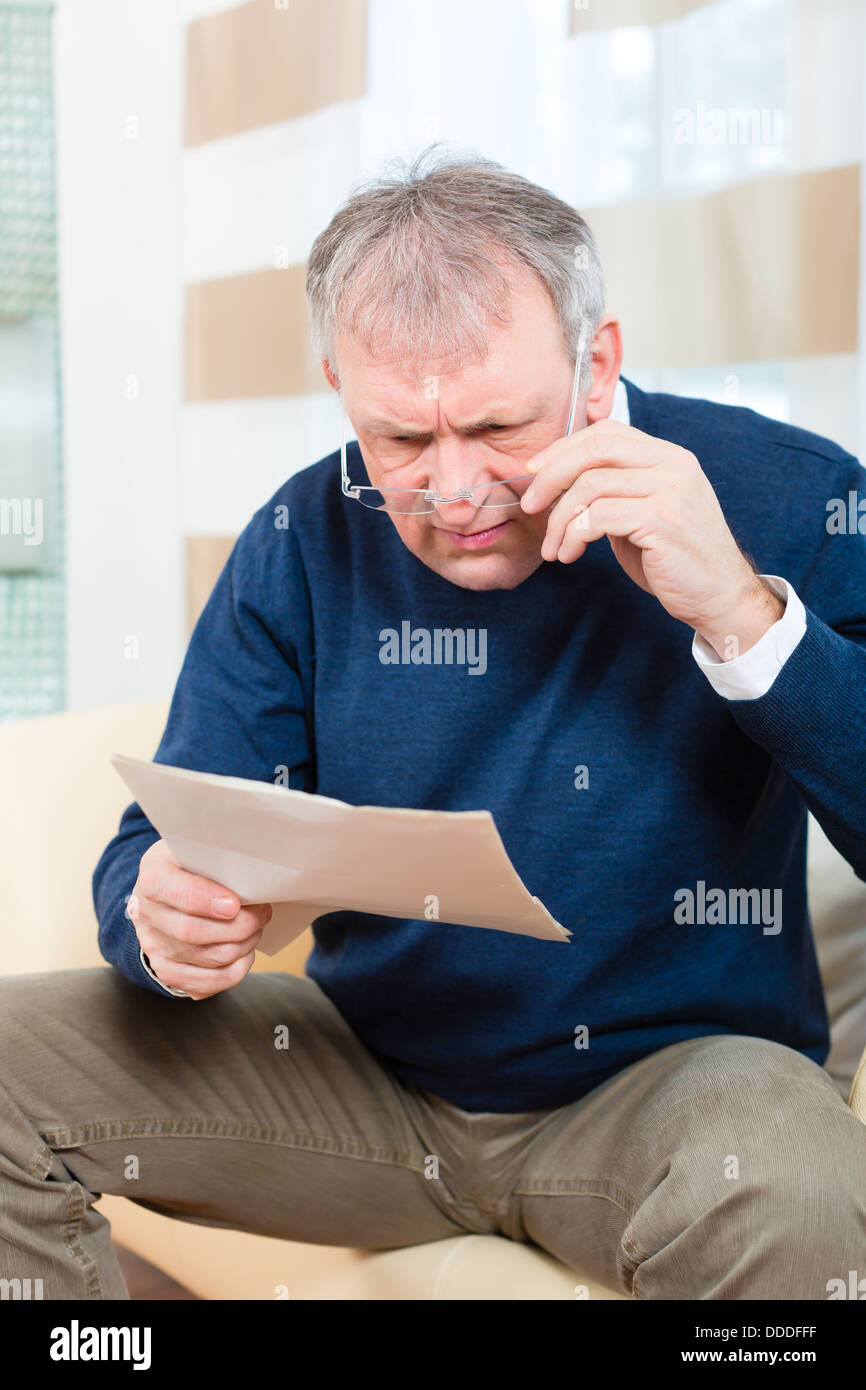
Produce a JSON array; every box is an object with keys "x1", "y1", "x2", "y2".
[{"x1": 436, "y1": 519, "x2": 512, "y2": 550}]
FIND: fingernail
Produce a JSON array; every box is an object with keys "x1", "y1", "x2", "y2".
[{"x1": 211, "y1": 895, "x2": 236, "y2": 918}]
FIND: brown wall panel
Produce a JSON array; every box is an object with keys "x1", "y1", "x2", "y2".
[
  {"x1": 185, "y1": 263, "x2": 324, "y2": 401},
  {"x1": 585, "y1": 165, "x2": 859, "y2": 368},
  {"x1": 186, "y1": 534, "x2": 237, "y2": 633},
  {"x1": 186, "y1": 0, "x2": 367, "y2": 146}
]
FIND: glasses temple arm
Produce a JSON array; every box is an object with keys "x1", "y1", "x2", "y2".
[{"x1": 565, "y1": 328, "x2": 589, "y2": 437}]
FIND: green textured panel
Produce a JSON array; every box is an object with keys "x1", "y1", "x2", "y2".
[{"x1": 0, "y1": 0, "x2": 63, "y2": 721}]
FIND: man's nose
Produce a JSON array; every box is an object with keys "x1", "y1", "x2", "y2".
[{"x1": 426, "y1": 435, "x2": 485, "y2": 498}]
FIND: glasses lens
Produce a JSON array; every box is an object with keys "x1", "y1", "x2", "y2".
[
  {"x1": 354, "y1": 488, "x2": 434, "y2": 514},
  {"x1": 364, "y1": 477, "x2": 533, "y2": 514},
  {"x1": 467, "y1": 477, "x2": 533, "y2": 509}
]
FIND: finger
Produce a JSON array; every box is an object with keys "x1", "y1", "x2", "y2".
[
  {"x1": 522, "y1": 425, "x2": 661, "y2": 514},
  {"x1": 137, "y1": 900, "x2": 272, "y2": 949},
  {"x1": 555, "y1": 497, "x2": 649, "y2": 563},
  {"x1": 145, "y1": 949, "x2": 258, "y2": 1002},
  {"x1": 141, "y1": 918, "x2": 266, "y2": 969},
  {"x1": 139, "y1": 856, "x2": 244, "y2": 922},
  {"x1": 541, "y1": 469, "x2": 653, "y2": 561}
]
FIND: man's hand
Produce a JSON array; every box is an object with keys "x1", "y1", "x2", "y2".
[
  {"x1": 520, "y1": 418, "x2": 784, "y2": 660},
  {"x1": 128, "y1": 839, "x2": 272, "y2": 1001}
]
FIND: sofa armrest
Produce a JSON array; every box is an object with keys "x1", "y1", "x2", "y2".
[{"x1": 848, "y1": 1042, "x2": 866, "y2": 1124}]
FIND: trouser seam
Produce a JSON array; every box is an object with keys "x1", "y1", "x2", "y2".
[
  {"x1": 39, "y1": 1116, "x2": 424, "y2": 1172},
  {"x1": 513, "y1": 1176, "x2": 643, "y2": 1297},
  {"x1": 28, "y1": 1140, "x2": 55, "y2": 1182},
  {"x1": 512, "y1": 1175, "x2": 637, "y2": 1217},
  {"x1": 64, "y1": 1180, "x2": 103, "y2": 1300}
]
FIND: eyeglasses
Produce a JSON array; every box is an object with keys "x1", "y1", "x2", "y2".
[{"x1": 340, "y1": 329, "x2": 589, "y2": 514}]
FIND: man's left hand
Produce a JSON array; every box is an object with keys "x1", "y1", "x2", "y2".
[{"x1": 520, "y1": 419, "x2": 784, "y2": 660}]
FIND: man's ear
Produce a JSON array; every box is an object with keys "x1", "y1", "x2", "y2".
[
  {"x1": 585, "y1": 316, "x2": 623, "y2": 424},
  {"x1": 321, "y1": 358, "x2": 339, "y2": 391}
]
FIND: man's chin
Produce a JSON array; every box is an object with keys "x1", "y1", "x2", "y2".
[{"x1": 427, "y1": 548, "x2": 543, "y2": 591}]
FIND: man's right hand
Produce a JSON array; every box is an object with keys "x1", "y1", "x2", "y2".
[{"x1": 127, "y1": 839, "x2": 273, "y2": 1001}]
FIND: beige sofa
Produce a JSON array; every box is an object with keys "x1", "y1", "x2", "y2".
[{"x1": 2, "y1": 701, "x2": 865, "y2": 1299}]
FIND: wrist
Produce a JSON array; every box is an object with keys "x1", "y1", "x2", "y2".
[{"x1": 695, "y1": 572, "x2": 785, "y2": 661}]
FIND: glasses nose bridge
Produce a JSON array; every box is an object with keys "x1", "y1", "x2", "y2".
[{"x1": 425, "y1": 434, "x2": 492, "y2": 505}]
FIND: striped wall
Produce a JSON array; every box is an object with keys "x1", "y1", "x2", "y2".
[{"x1": 181, "y1": 0, "x2": 864, "y2": 626}]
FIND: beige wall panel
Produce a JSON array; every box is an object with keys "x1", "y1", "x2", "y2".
[
  {"x1": 585, "y1": 165, "x2": 859, "y2": 368},
  {"x1": 185, "y1": 264, "x2": 323, "y2": 401},
  {"x1": 186, "y1": 0, "x2": 367, "y2": 146},
  {"x1": 187, "y1": 534, "x2": 237, "y2": 633},
  {"x1": 569, "y1": 0, "x2": 715, "y2": 34}
]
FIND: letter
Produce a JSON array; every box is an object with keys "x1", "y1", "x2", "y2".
[
  {"x1": 707, "y1": 106, "x2": 727, "y2": 144},
  {"x1": 0, "y1": 498, "x2": 22, "y2": 536},
  {"x1": 132, "y1": 1327, "x2": 152, "y2": 1371},
  {"x1": 467, "y1": 627, "x2": 486, "y2": 675},
  {"x1": 673, "y1": 107, "x2": 694, "y2": 145},
  {"x1": 100, "y1": 1327, "x2": 128, "y2": 1361},
  {"x1": 826, "y1": 1277, "x2": 846, "y2": 1299},
  {"x1": 573, "y1": 764, "x2": 589, "y2": 790},
  {"x1": 674, "y1": 888, "x2": 694, "y2": 924},
  {"x1": 433, "y1": 628, "x2": 465, "y2": 666},
  {"x1": 50, "y1": 1327, "x2": 70, "y2": 1361},
  {"x1": 410, "y1": 627, "x2": 431, "y2": 665},
  {"x1": 696, "y1": 878, "x2": 706, "y2": 923},
  {"x1": 573, "y1": 1024, "x2": 589, "y2": 1050},
  {"x1": 729, "y1": 887, "x2": 760, "y2": 924},
  {"x1": 79, "y1": 1326, "x2": 100, "y2": 1360},
  {"x1": 705, "y1": 886, "x2": 726, "y2": 924},
  {"x1": 23, "y1": 498, "x2": 43, "y2": 546},
  {"x1": 378, "y1": 628, "x2": 400, "y2": 664},
  {"x1": 826, "y1": 497, "x2": 846, "y2": 534},
  {"x1": 762, "y1": 888, "x2": 782, "y2": 935},
  {"x1": 401, "y1": 618, "x2": 412, "y2": 662}
]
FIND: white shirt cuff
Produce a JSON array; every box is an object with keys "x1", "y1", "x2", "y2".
[
  {"x1": 139, "y1": 946, "x2": 190, "y2": 997},
  {"x1": 691, "y1": 575, "x2": 807, "y2": 701}
]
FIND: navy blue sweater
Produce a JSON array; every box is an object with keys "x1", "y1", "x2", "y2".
[{"x1": 94, "y1": 377, "x2": 866, "y2": 1111}]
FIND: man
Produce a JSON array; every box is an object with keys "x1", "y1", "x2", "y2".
[{"x1": 2, "y1": 149, "x2": 865, "y2": 1300}]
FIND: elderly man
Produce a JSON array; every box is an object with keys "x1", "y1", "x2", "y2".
[{"x1": 2, "y1": 150, "x2": 865, "y2": 1301}]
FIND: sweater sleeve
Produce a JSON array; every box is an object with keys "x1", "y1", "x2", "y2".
[
  {"x1": 92, "y1": 502, "x2": 315, "y2": 994},
  {"x1": 723, "y1": 454, "x2": 866, "y2": 881}
]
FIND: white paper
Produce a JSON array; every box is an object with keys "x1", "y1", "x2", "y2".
[{"x1": 111, "y1": 755, "x2": 571, "y2": 953}]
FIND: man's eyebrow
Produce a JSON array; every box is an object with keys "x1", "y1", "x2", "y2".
[
  {"x1": 361, "y1": 400, "x2": 547, "y2": 438},
  {"x1": 362, "y1": 419, "x2": 430, "y2": 438}
]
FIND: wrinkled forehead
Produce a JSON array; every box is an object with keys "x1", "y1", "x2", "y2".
[{"x1": 333, "y1": 289, "x2": 570, "y2": 416}]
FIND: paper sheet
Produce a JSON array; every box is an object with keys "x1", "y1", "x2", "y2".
[{"x1": 111, "y1": 755, "x2": 570, "y2": 953}]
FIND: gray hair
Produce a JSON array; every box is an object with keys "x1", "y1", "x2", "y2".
[{"x1": 306, "y1": 144, "x2": 604, "y2": 391}]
